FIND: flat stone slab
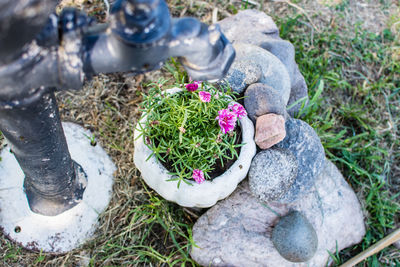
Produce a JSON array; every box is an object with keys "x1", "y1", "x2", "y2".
[
  {"x1": 0, "y1": 122, "x2": 115, "y2": 253},
  {"x1": 191, "y1": 160, "x2": 365, "y2": 266}
]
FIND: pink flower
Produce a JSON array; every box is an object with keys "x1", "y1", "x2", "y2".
[
  {"x1": 192, "y1": 169, "x2": 205, "y2": 184},
  {"x1": 229, "y1": 103, "x2": 247, "y2": 119},
  {"x1": 186, "y1": 83, "x2": 199, "y2": 92},
  {"x1": 199, "y1": 91, "x2": 211, "y2": 102},
  {"x1": 215, "y1": 109, "x2": 237, "y2": 134}
]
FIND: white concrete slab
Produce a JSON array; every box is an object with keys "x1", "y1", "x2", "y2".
[{"x1": 0, "y1": 122, "x2": 115, "y2": 253}]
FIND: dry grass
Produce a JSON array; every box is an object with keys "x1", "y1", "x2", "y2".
[{"x1": 1, "y1": 0, "x2": 399, "y2": 266}]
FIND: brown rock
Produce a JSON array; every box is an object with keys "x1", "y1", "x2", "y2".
[{"x1": 255, "y1": 114, "x2": 286, "y2": 149}]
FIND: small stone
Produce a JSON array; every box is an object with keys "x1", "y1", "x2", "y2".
[
  {"x1": 248, "y1": 148, "x2": 298, "y2": 202},
  {"x1": 272, "y1": 211, "x2": 318, "y2": 262},
  {"x1": 224, "y1": 60, "x2": 262, "y2": 94},
  {"x1": 276, "y1": 119, "x2": 325, "y2": 203},
  {"x1": 254, "y1": 114, "x2": 286, "y2": 149},
  {"x1": 234, "y1": 43, "x2": 291, "y2": 105},
  {"x1": 244, "y1": 83, "x2": 286, "y2": 123}
]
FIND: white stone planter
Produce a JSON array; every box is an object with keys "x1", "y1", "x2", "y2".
[{"x1": 134, "y1": 88, "x2": 256, "y2": 208}]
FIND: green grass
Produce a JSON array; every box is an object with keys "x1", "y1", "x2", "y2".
[
  {"x1": 276, "y1": 11, "x2": 400, "y2": 265},
  {"x1": 89, "y1": 184, "x2": 197, "y2": 266}
]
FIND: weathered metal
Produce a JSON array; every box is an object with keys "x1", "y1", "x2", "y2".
[
  {"x1": 0, "y1": 92, "x2": 87, "y2": 216},
  {"x1": 0, "y1": 0, "x2": 234, "y2": 216},
  {"x1": 85, "y1": 0, "x2": 235, "y2": 81}
]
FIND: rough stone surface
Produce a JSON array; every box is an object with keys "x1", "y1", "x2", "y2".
[
  {"x1": 234, "y1": 43, "x2": 291, "y2": 105},
  {"x1": 248, "y1": 148, "x2": 298, "y2": 202},
  {"x1": 244, "y1": 83, "x2": 286, "y2": 123},
  {"x1": 224, "y1": 59, "x2": 262, "y2": 94},
  {"x1": 287, "y1": 73, "x2": 309, "y2": 116},
  {"x1": 261, "y1": 39, "x2": 308, "y2": 116},
  {"x1": 272, "y1": 211, "x2": 318, "y2": 262},
  {"x1": 276, "y1": 119, "x2": 325, "y2": 203},
  {"x1": 218, "y1": 10, "x2": 309, "y2": 115},
  {"x1": 395, "y1": 240, "x2": 400, "y2": 249},
  {"x1": 254, "y1": 114, "x2": 286, "y2": 149},
  {"x1": 190, "y1": 160, "x2": 366, "y2": 267},
  {"x1": 218, "y1": 9, "x2": 280, "y2": 45}
]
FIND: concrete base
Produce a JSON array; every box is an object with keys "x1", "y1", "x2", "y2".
[{"x1": 0, "y1": 122, "x2": 115, "y2": 253}]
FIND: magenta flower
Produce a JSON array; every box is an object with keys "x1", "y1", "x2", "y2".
[
  {"x1": 199, "y1": 91, "x2": 211, "y2": 102},
  {"x1": 229, "y1": 103, "x2": 247, "y2": 119},
  {"x1": 215, "y1": 109, "x2": 237, "y2": 134},
  {"x1": 186, "y1": 82, "x2": 199, "y2": 92},
  {"x1": 192, "y1": 169, "x2": 205, "y2": 184}
]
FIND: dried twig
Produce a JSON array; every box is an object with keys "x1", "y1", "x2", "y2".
[
  {"x1": 103, "y1": 0, "x2": 110, "y2": 19},
  {"x1": 340, "y1": 228, "x2": 400, "y2": 267},
  {"x1": 212, "y1": 7, "x2": 219, "y2": 24}
]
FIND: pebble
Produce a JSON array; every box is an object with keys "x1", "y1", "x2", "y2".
[
  {"x1": 254, "y1": 114, "x2": 286, "y2": 149},
  {"x1": 271, "y1": 211, "x2": 318, "y2": 262},
  {"x1": 244, "y1": 83, "x2": 286, "y2": 123}
]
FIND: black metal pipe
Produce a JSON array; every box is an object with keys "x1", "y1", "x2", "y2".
[
  {"x1": 0, "y1": 91, "x2": 87, "y2": 216},
  {"x1": 83, "y1": 0, "x2": 235, "y2": 81},
  {"x1": 0, "y1": 1, "x2": 88, "y2": 216}
]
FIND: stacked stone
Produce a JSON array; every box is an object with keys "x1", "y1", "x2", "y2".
[
  {"x1": 190, "y1": 10, "x2": 366, "y2": 267},
  {"x1": 220, "y1": 9, "x2": 325, "y2": 212}
]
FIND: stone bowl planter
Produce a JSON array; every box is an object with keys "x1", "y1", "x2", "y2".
[{"x1": 133, "y1": 88, "x2": 256, "y2": 208}]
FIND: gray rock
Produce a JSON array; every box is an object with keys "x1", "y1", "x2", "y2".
[
  {"x1": 260, "y1": 39, "x2": 297, "y2": 81},
  {"x1": 272, "y1": 211, "x2": 318, "y2": 262},
  {"x1": 218, "y1": 9, "x2": 280, "y2": 45},
  {"x1": 218, "y1": 10, "x2": 309, "y2": 115},
  {"x1": 287, "y1": 74, "x2": 309, "y2": 116},
  {"x1": 224, "y1": 59, "x2": 262, "y2": 94},
  {"x1": 276, "y1": 119, "x2": 325, "y2": 203},
  {"x1": 234, "y1": 43, "x2": 291, "y2": 105},
  {"x1": 248, "y1": 148, "x2": 298, "y2": 202},
  {"x1": 190, "y1": 160, "x2": 366, "y2": 267},
  {"x1": 244, "y1": 83, "x2": 286, "y2": 123},
  {"x1": 395, "y1": 240, "x2": 400, "y2": 249},
  {"x1": 257, "y1": 38, "x2": 309, "y2": 116}
]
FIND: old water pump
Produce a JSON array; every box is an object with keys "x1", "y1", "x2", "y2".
[{"x1": 0, "y1": 0, "x2": 234, "y2": 252}]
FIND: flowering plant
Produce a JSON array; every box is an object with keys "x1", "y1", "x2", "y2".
[{"x1": 137, "y1": 80, "x2": 246, "y2": 187}]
